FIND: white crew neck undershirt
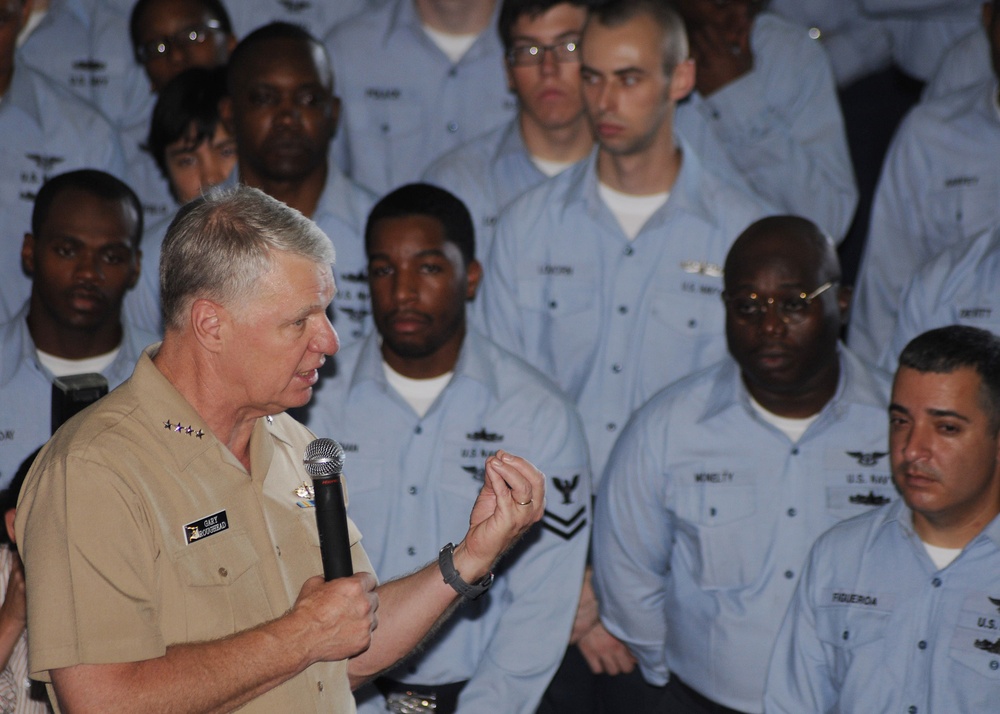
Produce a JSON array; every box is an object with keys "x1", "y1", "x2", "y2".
[
  {"x1": 597, "y1": 182, "x2": 669, "y2": 240},
  {"x1": 531, "y1": 155, "x2": 576, "y2": 178},
  {"x1": 383, "y1": 359, "x2": 453, "y2": 418},
  {"x1": 922, "y1": 541, "x2": 962, "y2": 570},
  {"x1": 422, "y1": 24, "x2": 478, "y2": 64},
  {"x1": 748, "y1": 394, "x2": 819, "y2": 443},
  {"x1": 37, "y1": 346, "x2": 120, "y2": 378}
]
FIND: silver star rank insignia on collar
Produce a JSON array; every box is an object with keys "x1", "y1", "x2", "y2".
[
  {"x1": 266, "y1": 415, "x2": 274, "y2": 424},
  {"x1": 163, "y1": 420, "x2": 205, "y2": 439}
]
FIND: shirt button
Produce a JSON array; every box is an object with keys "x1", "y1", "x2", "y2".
[
  {"x1": 808, "y1": 26, "x2": 822, "y2": 40},
  {"x1": 380, "y1": 123, "x2": 390, "y2": 134},
  {"x1": 275, "y1": 546, "x2": 282, "y2": 557},
  {"x1": 415, "y1": 425, "x2": 423, "y2": 434},
  {"x1": 709, "y1": 507, "x2": 717, "y2": 517},
  {"x1": 623, "y1": 246, "x2": 634, "y2": 256},
  {"x1": 318, "y1": 681, "x2": 325, "y2": 692},
  {"x1": 618, "y1": 305, "x2": 628, "y2": 314},
  {"x1": 784, "y1": 570, "x2": 795, "y2": 579},
  {"x1": 932, "y1": 577, "x2": 942, "y2": 587},
  {"x1": 612, "y1": 363, "x2": 623, "y2": 373},
  {"x1": 549, "y1": 300, "x2": 558, "y2": 309},
  {"x1": 991, "y1": 660, "x2": 999, "y2": 671},
  {"x1": 791, "y1": 447, "x2": 800, "y2": 455},
  {"x1": 918, "y1": 640, "x2": 927, "y2": 650},
  {"x1": 447, "y1": 121, "x2": 459, "y2": 133},
  {"x1": 218, "y1": 567, "x2": 228, "y2": 578},
  {"x1": 448, "y1": 67, "x2": 457, "y2": 77},
  {"x1": 407, "y1": 547, "x2": 416, "y2": 556},
  {"x1": 606, "y1": 422, "x2": 617, "y2": 432},
  {"x1": 409, "y1": 486, "x2": 417, "y2": 495},
  {"x1": 787, "y1": 508, "x2": 797, "y2": 517},
  {"x1": 688, "y1": 319, "x2": 697, "y2": 328},
  {"x1": 842, "y1": 630, "x2": 849, "y2": 641},
  {"x1": 908, "y1": 707, "x2": 917, "y2": 714}
]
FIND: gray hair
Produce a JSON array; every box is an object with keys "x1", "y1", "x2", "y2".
[{"x1": 160, "y1": 185, "x2": 335, "y2": 330}]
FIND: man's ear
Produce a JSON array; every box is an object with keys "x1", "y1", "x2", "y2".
[
  {"x1": 21, "y1": 233, "x2": 35, "y2": 277},
  {"x1": 837, "y1": 283, "x2": 852, "y2": 326},
  {"x1": 668, "y1": 58, "x2": 696, "y2": 102},
  {"x1": 191, "y1": 298, "x2": 225, "y2": 352},
  {"x1": 465, "y1": 259, "x2": 483, "y2": 301}
]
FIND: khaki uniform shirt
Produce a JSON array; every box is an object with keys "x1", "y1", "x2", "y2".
[{"x1": 16, "y1": 346, "x2": 373, "y2": 712}]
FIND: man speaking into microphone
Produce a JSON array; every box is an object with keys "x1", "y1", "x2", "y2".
[{"x1": 15, "y1": 185, "x2": 546, "y2": 714}]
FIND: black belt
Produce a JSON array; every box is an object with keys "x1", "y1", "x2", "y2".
[{"x1": 374, "y1": 676, "x2": 468, "y2": 713}]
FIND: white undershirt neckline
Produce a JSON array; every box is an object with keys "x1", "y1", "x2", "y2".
[
  {"x1": 922, "y1": 541, "x2": 962, "y2": 570},
  {"x1": 597, "y1": 181, "x2": 669, "y2": 240},
  {"x1": 748, "y1": 394, "x2": 819, "y2": 443},
  {"x1": 422, "y1": 24, "x2": 478, "y2": 64},
  {"x1": 383, "y1": 359, "x2": 453, "y2": 418},
  {"x1": 37, "y1": 346, "x2": 121, "y2": 377}
]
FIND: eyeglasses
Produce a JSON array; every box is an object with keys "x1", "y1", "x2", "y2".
[
  {"x1": 721, "y1": 281, "x2": 837, "y2": 325},
  {"x1": 135, "y1": 20, "x2": 223, "y2": 64},
  {"x1": 507, "y1": 40, "x2": 579, "y2": 67}
]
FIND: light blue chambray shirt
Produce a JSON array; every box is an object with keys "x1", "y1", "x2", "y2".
[
  {"x1": 883, "y1": 224, "x2": 1000, "y2": 371},
  {"x1": 478, "y1": 141, "x2": 775, "y2": 478},
  {"x1": 303, "y1": 330, "x2": 591, "y2": 714},
  {"x1": 766, "y1": 499, "x2": 1000, "y2": 714},
  {"x1": 229, "y1": 0, "x2": 385, "y2": 38},
  {"x1": 593, "y1": 349, "x2": 895, "y2": 714},
  {"x1": 324, "y1": 0, "x2": 517, "y2": 195},
  {"x1": 849, "y1": 80, "x2": 1000, "y2": 365},
  {"x1": 675, "y1": 12, "x2": 857, "y2": 243},
  {"x1": 423, "y1": 119, "x2": 563, "y2": 263},
  {"x1": 0, "y1": 303, "x2": 159, "y2": 490},
  {"x1": 0, "y1": 62, "x2": 126, "y2": 322}
]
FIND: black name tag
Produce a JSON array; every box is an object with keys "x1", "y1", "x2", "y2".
[{"x1": 184, "y1": 510, "x2": 229, "y2": 544}]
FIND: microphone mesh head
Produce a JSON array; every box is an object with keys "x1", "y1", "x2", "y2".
[{"x1": 303, "y1": 438, "x2": 345, "y2": 477}]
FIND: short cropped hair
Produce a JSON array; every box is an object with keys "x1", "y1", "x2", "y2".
[
  {"x1": 365, "y1": 183, "x2": 476, "y2": 267},
  {"x1": 227, "y1": 21, "x2": 332, "y2": 93},
  {"x1": 147, "y1": 65, "x2": 228, "y2": 179},
  {"x1": 160, "y1": 185, "x2": 335, "y2": 330},
  {"x1": 498, "y1": 0, "x2": 597, "y2": 53},
  {"x1": 588, "y1": 0, "x2": 689, "y2": 75},
  {"x1": 129, "y1": 0, "x2": 234, "y2": 57},
  {"x1": 32, "y1": 170, "x2": 143, "y2": 247},
  {"x1": 898, "y1": 325, "x2": 1000, "y2": 432}
]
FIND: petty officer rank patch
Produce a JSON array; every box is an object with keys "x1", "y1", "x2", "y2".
[{"x1": 184, "y1": 510, "x2": 229, "y2": 544}]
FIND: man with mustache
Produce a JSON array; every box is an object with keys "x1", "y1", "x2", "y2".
[
  {"x1": 304, "y1": 183, "x2": 591, "y2": 714},
  {"x1": 0, "y1": 169, "x2": 157, "y2": 491},
  {"x1": 767, "y1": 324, "x2": 1000, "y2": 713},
  {"x1": 221, "y1": 22, "x2": 377, "y2": 347},
  {"x1": 593, "y1": 215, "x2": 895, "y2": 713}
]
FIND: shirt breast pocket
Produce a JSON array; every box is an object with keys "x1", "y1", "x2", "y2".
[
  {"x1": 674, "y1": 482, "x2": 762, "y2": 589},
  {"x1": 642, "y1": 288, "x2": 726, "y2": 390},
  {"x1": 816, "y1": 606, "x2": 890, "y2": 684},
  {"x1": 925, "y1": 183, "x2": 1000, "y2": 250},
  {"x1": 174, "y1": 529, "x2": 270, "y2": 640}
]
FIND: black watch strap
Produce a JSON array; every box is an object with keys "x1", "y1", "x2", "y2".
[{"x1": 438, "y1": 543, "x2": 493, "y2": 600}]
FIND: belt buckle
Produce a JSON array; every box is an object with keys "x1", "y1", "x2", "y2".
[{"x1": 385, "y1": 690, "x2": 438, "y2": 712}]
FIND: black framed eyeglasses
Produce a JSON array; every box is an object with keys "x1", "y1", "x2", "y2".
[
  {"x1": 135, "y1": 19, "x2": 223, "y2": 64},
  {"x1": 721, "y1": 281, "x2": 837, "y2": 324},
  {"x1": 507, "y1": 40, "x2": 579, "y2": 67}
]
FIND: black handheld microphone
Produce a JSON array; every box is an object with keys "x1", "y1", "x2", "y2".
[{"x1": 303, "y1": 438, "x2": 353, "y2": 580}]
